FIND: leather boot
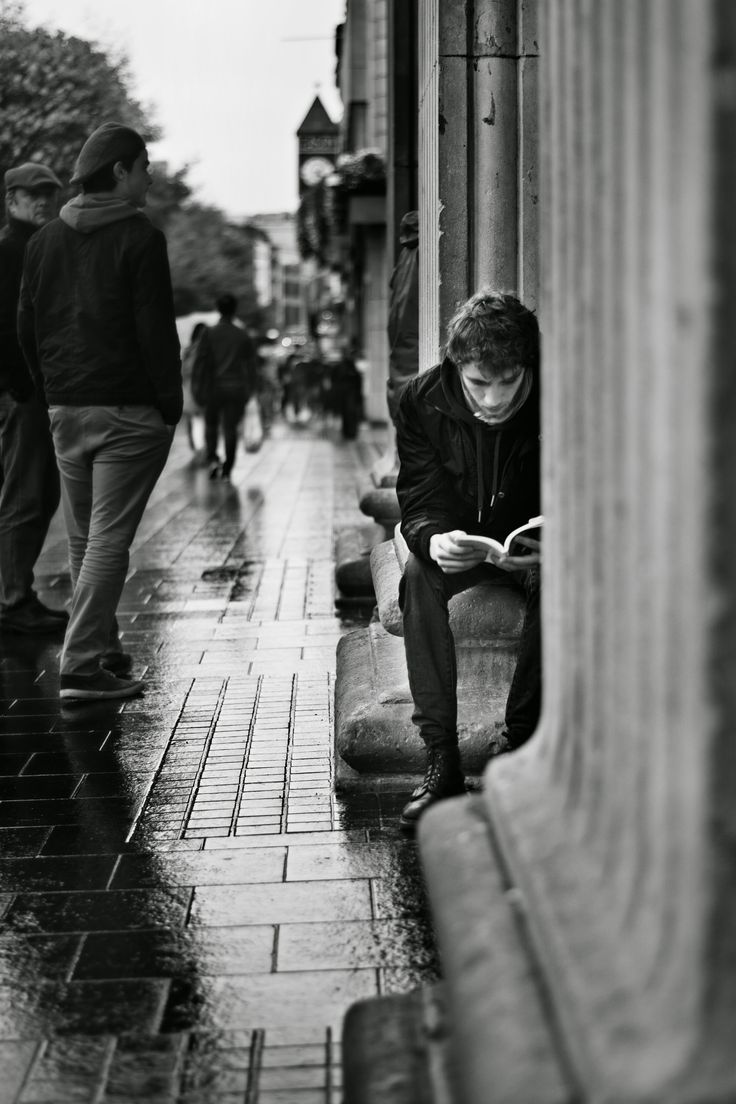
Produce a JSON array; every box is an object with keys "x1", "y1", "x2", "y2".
[{"x1": 399, "y1": 747, "x2": 466, "y2": 830}]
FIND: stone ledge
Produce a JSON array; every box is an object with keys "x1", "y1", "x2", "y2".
[
  {"x1": 340, "y1": 796, "x2": 573, "y2": 1103},
  {"x1": 334, "y1": 624, "x2": 515, "y2": 788},
  {"x1": 416, "y1": 795, "x2": 574, "y2": 1104}
]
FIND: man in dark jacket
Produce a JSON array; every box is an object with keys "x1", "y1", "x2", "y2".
[
  {"x1": 197, "y1": 293, "x2": 256, "y2": 480},
  {"x1": 395, "y1": 289, "x2": 542, "y2": 829},
  {"x1": 19, "y1": 122, "x2": 182, "y2": 702},
  {"x1": 0, "y1": 161, "x2": 67, "y2": 634}
]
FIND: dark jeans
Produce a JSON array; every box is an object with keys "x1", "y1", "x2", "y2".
[
  {"x1": 399, "y1": 553, "x2": 541, "y2": 750},
  {"x1": 204, "y1": 390, "x2": 247, "y2": 474},
  {"x1": 0, "y1": 394, "x2": 60, "y2": 611}
]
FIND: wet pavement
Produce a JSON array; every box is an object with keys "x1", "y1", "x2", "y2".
[{"x1": 0, "y1": 420, "x2": 438, "y2": 1103}]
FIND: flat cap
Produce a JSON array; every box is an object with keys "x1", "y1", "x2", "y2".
[
  {"x1": 4, "y1": 162, "x2": 62, "y2": 190},
  {"x1": 70, "y1": 122, "x2": 145, "y2": 185}
]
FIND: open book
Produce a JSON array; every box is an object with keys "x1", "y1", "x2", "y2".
[{"x1": 456, "y1": 515, "x2": 543, "y2": 561}]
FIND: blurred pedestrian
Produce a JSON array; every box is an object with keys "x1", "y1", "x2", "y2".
[
  {"x1": 19, "y1": 122, "x2": 182, "y2": 702},
  {"x1": 331, "y1": 342, "x2": 364, "y2": 440},
  {"x1": 181, "y1": 320, "x2": 207, "y2": 457},
  {"x1": 196, "y1": 294, "x2": 257, "y2": 479},
  {"x1": 0, "y1": 161, "x2": 67, "y2": 634}
]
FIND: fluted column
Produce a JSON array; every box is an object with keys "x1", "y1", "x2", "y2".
[{"x1": 485, "y1": 2, "x2": 736, "y2": 1099}]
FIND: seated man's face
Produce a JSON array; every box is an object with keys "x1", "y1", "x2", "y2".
[{"x1": 458, "y1": 360, "x2": 526, "y2": 419}]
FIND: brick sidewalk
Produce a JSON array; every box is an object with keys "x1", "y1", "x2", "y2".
[{"x1": 0, "y1": 421, "x2": 438, "y2": 1103}]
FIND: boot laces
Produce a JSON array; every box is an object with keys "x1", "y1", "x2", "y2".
[{"x1": 426, "y1": 749, "x2": 459, "y2": 792}]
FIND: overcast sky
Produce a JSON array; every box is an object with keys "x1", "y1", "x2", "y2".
[{"x1": 19, "y1": 0, "x2": 346, "y2": 219}]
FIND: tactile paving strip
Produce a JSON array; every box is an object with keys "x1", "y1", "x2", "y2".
[{"x1": 135, "y1": 673, "x2": 334, "y2": 843}]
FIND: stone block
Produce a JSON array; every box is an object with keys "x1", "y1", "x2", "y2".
[
  {"x1": 334, "y1": 623, "x2": 518, "y2": 789},
  {"x1": 342, "y1": 984, "x2": 452, "y2": 1104},
  {"x1": 335, "y1": 524, "x2": 382, "y2": 599},
  {"x1": 358, "y1": 485, "x2": 401, "y2": 538},
  {"x1": 371, "y1": 532, "x2": 526, "y2": 641},
  {"x1": 369, "y1": 540, "x2": 402, "y2": 634}
]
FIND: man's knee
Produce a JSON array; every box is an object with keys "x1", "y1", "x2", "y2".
[{"x1": 399, "y1": 552, "x2": 444, "y2": 611}]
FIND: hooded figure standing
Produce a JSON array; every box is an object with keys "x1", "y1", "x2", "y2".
[{"x1": 18, "y1": 122, "x2": 182, "y2": 702}]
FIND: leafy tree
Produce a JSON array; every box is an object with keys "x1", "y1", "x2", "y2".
[
  {"x1": 0, "y1": 3, "x2": 268, "y2": 329},
  {"x1": 165, "y1": 202, "x2": 262, "y2": 323},
  {"x1": 146, "y1": 162, "x2": 192, "y2": 231},
  {"x1": 0, "y1": 3, "x2": 157, "y2": 186}
]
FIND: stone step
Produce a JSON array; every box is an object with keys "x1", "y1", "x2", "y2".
[{"x1": 334, "y1": 623, "x2": 517, "y2": 789}]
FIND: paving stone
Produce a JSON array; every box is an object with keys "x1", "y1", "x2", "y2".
[
  {"x1": 277, "y1": 918, "x2": 440, "y2": 974},
  {"x1": 191, "y1": 879, "x2": 373, "y2": 926},
  {"x1": 111, "y1": 849, "x2": 286, "y2": 889},
  {"x1": 73, "y1": 925, "x2": 274, "y2": 979},
  {"x1": 3, "y1": 887, "x2": 193, "y2": 933},
  {"x1": 163, "y1": 970, "x2": 377, "y2": 1032}
]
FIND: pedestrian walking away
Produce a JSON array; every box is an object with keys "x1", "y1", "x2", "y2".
[
  {"x1": 181, "y1": 320, "x2": 207, "y2": 459},
  {"x1": 395, "y1": 289, "x2": 542, "y2": 830},
  {"x1": 194, "y1": 293, "x2": 257, "y2": 480},
  {"x1": 0, "y1": 161, "x2": 67, "y2": 635},
  {"x1": 18, "y1": 121, "x2": 183, "y2": 703}
]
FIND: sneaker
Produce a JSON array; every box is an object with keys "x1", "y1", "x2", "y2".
[
  {"x1": 60, "y1": 670, "x2": 144, "y2": 702},
  {"x1": 399, "y1": 747, "x2": 466, "y2": 831},
  {"x1": 208, "y1": 461, "x2": 222, "y2": 480},
  {"x1": 0, "y1": 602, "x2": 67, "y2": 635},
  {"x1": 100, "y1": 651, "x2": 133, "y2": 677}
]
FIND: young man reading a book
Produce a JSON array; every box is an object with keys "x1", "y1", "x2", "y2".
[{"x1": 395, "y1": 289, "x2": 541, "y2": 829}]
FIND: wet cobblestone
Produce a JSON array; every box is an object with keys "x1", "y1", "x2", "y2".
[{"x1": 0, "y1": 422, "x2": 439, "y2": 1102}]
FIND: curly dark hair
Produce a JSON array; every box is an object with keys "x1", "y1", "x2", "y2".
[{"x1": 445, "y1": 289, "x2": 539, "y2": 374}]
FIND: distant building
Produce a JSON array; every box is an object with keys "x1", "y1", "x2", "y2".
[{"x1": 248, "y1": 213, "x2": 308, "y2": 338}]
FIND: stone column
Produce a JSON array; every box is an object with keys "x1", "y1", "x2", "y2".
[
  {"x1": 417, "y1": 0, "x2": 539, "y2": 370},
  {"x1": 386, "y1": 0, "x2": 418, "y2": 271},
  {"x1": 475, "y1": 2, "x2": 736, "y2": 1098}
]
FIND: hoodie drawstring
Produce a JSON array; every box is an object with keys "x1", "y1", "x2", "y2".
[
  {"x1": 475, "y1": 423, "x2": 484, "y2": 524},
  {"x1": 476, "y1": 426, "x2": 503, "y2": 524}
]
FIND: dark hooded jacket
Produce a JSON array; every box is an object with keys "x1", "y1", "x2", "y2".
[
  {"x1": 18, "y1": 194, "x2": 182, "y2": 423},
  {"x1": 0, "y1": 215, "x2": 36, "y2": 399},
  {"x1": 395, "y1": 358, "x2": 540, "y2": 562}
]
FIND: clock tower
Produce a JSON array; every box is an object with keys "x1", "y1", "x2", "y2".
[{"x1": 296, "y1": 95, "x2": 338, "y2": 195}]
